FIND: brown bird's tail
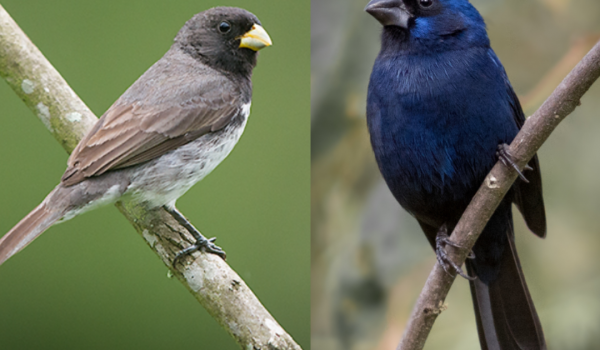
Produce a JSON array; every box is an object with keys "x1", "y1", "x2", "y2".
[
  {"x1": 0, "y1": 188, "x2": 67, "y2": 266},
  {"x1": 466, "y1": 229, "x2": 546, "y2": 350}
]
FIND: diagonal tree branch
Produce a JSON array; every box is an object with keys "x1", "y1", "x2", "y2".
[
  {"x1": 0, "y1": 5, "x2": 301, "y2": 350},
  {"x1": 397, "y1": 40, "x2": 600, "y2": 350}
]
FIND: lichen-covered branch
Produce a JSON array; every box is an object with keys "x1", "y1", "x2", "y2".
[
  {"x1": 397, "y1": 40, "x2": 600, "y2": 350},
  {"x1": 0, "y1": 5, "x2": 300, "y2": 350}
]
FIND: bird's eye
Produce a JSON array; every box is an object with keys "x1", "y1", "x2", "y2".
[
  {"x1": 419, "y1": 0, "x2": 433, "y2": 7},
  {"x1": 218, "y1": 21, "x2": 231, "y2": 33}
]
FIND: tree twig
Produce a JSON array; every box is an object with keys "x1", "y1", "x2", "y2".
[
  {"x1": 397, "y1": 40, "x2": 600, "y2": 350},
  {"x1": 0, "y1": 5, "x2": 301, "y2": 350}
]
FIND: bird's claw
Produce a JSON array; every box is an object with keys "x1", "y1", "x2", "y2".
[
  {"x1": 200, "y1": 237, "x2": 226, "y2": 259},
  {"x1": 435, "y1": 225, "x2": 476, "y2": 280},
  {"x1": 466, "y1": 250, "x2": 476, "y2": 260},
  {"x1": 164, "y1": 206, "x2": 227, "y2": 267},
  {"x1": 497, "y1": 144, "x2": 530, "y2": 183},
  {"x1": 172, "y1": 237, "x2": 226, "y2": 267}
]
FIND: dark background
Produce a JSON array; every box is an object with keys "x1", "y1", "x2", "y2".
[
  {"x1": 312, "y1": 0, "x2": 600, "y2": 349},
  {"x1": 0, "y1": 1, "x2": 310, "y2": 349}
]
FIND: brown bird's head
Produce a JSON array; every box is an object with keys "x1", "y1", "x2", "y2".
[{"x1": 175, "y1": 7, "x2": 272, "y2": 78}]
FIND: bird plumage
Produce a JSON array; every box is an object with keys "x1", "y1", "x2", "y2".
[
  {"x1": 0, "y1": 7, "x2": 271, "y2": 266},
  {"x1": 62, "y1": 48, "x2": 251, "y2": 186},
  {"x1": 366, "y1": 0, "x2": 546, "y2": 348}
]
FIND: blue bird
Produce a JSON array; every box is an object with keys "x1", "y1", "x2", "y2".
[{"x1": 365, "y1": 0, "x2": 547, "y2": 349}]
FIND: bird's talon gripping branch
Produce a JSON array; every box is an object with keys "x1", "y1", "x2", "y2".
[
  {"x1": 165, "y1": 206, "x2": 227, "y2": 267},
  {"x1": 435, "y1": 225, "x2": 476, "y2": 280},
  {"x1": 172, "y1": 244, "x2": 198, "y2": 266},
  {"x1": 172, "y1": 237, "x2": 226, "y2": 266},
  {"x1": 497, "y1": 143, "x2": 529, "y2": 183},
  {"x1": 204, "y1": 239, "x2": 226, "y2": 257}
]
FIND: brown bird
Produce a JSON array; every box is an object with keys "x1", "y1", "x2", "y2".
[{"x1": 0, "y1": 7, "x2": 272, "y2": 266}]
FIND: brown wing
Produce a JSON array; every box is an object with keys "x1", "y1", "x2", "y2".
[{"x1": 61, "y1": 86, "x2": 244, "y2": 187}]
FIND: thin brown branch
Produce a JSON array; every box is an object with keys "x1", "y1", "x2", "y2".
[
  {"x1": 397, "y1": 40, "x2": 600, "y2": 350},
  {"x1": 0, "y1": 5, "x2": 301, "y2": 350}
]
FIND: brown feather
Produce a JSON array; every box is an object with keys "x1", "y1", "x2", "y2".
[
  {"x1": 61, "y1": 72, "x2": 246, "y2": 187},
  {"x1": 0, "y1": 201, "x2": 62, "y2": 266}
]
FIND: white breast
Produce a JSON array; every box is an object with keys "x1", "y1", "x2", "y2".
[{"x1": 126, "y1": 103, "x2": 251, "y2": 208}]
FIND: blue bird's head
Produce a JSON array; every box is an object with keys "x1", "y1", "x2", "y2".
[{"x1": 365, "y1": 0, "x2": 489, "y2": 52}]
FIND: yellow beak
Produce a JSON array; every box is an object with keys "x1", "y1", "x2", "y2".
[{"x1": 239, "y1": 24, "x2": 272, "y2": 51}]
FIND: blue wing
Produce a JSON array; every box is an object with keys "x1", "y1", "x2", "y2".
[{"x1": 489, "y1": 50, "x2": 546, "y2": 237}]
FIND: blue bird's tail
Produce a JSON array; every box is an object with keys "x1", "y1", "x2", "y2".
[{"x1": 466, "y1": 228, "x2": 546, "y2": 350}]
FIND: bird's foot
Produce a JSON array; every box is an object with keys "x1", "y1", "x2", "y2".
[
  {"x1": 172, "y1": 236, "x2": 226, "y2": 266},
  {"x1": 496, "y1": 144, "x2": 533, "y2": 183},
  {"x1": 435, "y1": 224, "x2": 476, "y2": 280},
  {"x1": 164, "y1": 206, "x2": 227, "y2": 267}
]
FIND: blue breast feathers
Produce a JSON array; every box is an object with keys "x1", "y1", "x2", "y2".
[{"x1": 367, "y1": 47, "x2": 519, "y2": 213}]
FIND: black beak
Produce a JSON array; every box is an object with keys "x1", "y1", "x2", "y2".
[{"x1": 365, "y1": 0, "x2": 412, "y2": 28}]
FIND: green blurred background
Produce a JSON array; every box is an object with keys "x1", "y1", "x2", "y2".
[
  {"x1": 0, "y1": 1, "x2": 309, "y2": 349},
  {"x1": 312, "y1": 0, "x2": 600, "y2": 349}
]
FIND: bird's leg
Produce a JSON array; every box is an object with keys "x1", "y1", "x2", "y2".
[
  {"x1": 496, "y1": 144, "x2": 533, "y2": 183},
  {"x1": 164, "y1": 206, "x2": 227, "y2": 266},
  {"x1": 435, "y1": 224, "x2": 476, "y2": 280}
]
